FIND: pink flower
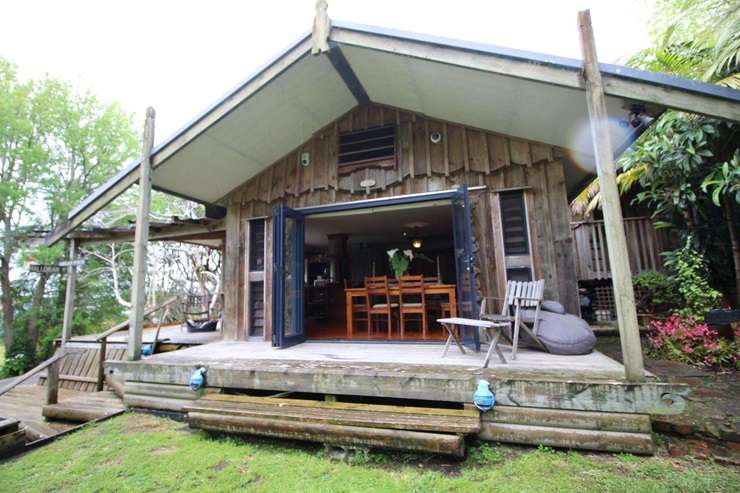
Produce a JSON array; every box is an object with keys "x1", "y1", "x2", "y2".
[{"x1": 682, "y1": 344, "x2": 694, "y2": 353}]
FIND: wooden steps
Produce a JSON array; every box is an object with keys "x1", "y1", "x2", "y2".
[
  {"x1": 42, "y1": 391, "x2": 125, "y2": 423},
  {"x1": 123, "y1": 381, "x2": 217, "y2": 412},
  {"x1": 0, "y1": 418, "x2": 25, "y2": 456},
  {"x1": 480, "y1": 406, "x2": 654, "y2": 454},
  {"x1": 185, "y1": 394, "x2": 478, "y2": 457}
]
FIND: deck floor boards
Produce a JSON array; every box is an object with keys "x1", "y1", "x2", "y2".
[
  {"x1": 0, "y1": 384, "x2": 123, "y2": 440},
  {"x1": 133, "y1": 340, "x2": 629, "y2": 380}
]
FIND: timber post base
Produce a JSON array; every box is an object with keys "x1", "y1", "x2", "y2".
[{"x1": 479, "y1": 405, "x2": 655, "y2": 455}]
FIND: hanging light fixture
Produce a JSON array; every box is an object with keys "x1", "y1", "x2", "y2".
[
  {"x1": 411, "y1": 226, "x2": 422, "y2": 249},
  {"x1": 403, "y1": 222, "x2": 428, "y2": 250}
]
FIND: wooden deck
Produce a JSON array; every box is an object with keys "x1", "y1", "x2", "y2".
[
  {"x1": 0, "y1": 384, "x2": 123, "y2": 441},
  {"x1": 72, "y1": 323, "x2": 221, "y2": 346},
  {"x1": 104, "y1": 340, "x2": 679, "y2": 455},
  {"x1": 108, "y1": 340, "x2": 688, "y2": 415},
  {"x1": 119, "y1": 340, "x2": 627, "y2": 378}
]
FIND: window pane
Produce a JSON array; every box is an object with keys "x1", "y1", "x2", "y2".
[
  {"x1": 499, "y1": 192, "x2": 530, "y2": 255},
  {"x1": 249, "y1": 219, "x2": 265, "y2": 271}
]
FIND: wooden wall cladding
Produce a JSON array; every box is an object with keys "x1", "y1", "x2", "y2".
[
  {"x1": 223, "y1": 103, "x2": 579, "y2": 338},
  {"x1": 227, "y1": 103, "x2": 564, "y2": 208}
]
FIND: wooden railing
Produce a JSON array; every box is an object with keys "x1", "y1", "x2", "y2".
[
  {"x1": 0, "y1": 349, "x2": 82, "y2": 404},
  {"x1": 571, "y1": 217, "x2": 669, "y2": 281},
  {"x1": 94, "y1": 296, "x2": 178, "y2": 391}
]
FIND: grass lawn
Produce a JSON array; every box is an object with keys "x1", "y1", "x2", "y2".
[{"x1": 1, "y1": 414, "x2": 737, "y2": 493}]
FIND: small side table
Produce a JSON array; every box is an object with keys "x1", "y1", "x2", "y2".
[{"x1": 438, "y1": 317, "x2": 507, "y2": 367}]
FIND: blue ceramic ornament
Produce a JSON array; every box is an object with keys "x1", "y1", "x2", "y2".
[
  {"x1": 141, "y1": 344, "x2": 153, "y2": 356},
  {"x1": 473, "y1": 379, "x2": 495, "y2": 411},
  {"x1": 190, "y1": 367, "x2": 207, "y2": 391}
]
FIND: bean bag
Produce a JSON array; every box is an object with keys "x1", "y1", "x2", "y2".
[
  {"x1": 541, "y1": 300, "x2": 566, "y2": 315},
  {"x1": 518, "y1": 309, "x2": 597, "y2": 355}
]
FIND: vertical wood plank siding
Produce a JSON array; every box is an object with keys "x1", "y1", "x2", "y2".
[
  {"x1": 223, "y1": 103, "x2": 579, "y2": 339},
  {"x1": 571, "y1": 217, "x2": 668, "y2": 281}
]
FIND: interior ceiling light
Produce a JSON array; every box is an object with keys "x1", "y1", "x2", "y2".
[{"x1": 405, "y1": 225, "x2": 422, "y2": 249}]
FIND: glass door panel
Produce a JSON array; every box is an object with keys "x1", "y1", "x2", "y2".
[
  {"x1": 451, "y1": 184, "x2": 480, "y2": 351},
  {"x1": 272, "y1": 204, "x2": 305, "y2": 347}
]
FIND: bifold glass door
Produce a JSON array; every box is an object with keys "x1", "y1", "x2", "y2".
[
  {"x1": 272, "y1": 204, "x2": 305, "y2": 348},
  {"x1": 451, "y1": 184, "x2": 480, "y2": 351}
]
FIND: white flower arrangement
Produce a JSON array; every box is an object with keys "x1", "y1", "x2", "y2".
[{"x1": 387, "y1": 249, "x2": 417, "y2": 278}]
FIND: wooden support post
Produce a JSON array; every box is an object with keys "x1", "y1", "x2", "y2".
[
  {"x1": 46, "y1": 359, "x2": 59, "y2": 405},
  {"x1": 151, "y1": 306, "x2": 169, "y2": 354},
  {"x1": 222, "y1": 203, "x2": 240, "y2": 340},
  {"x1": 128, "y1": 107, "x2": 156, "y2": 361},
  {"x1": 61, "y1": 239, "x2": 77, "y2": 347},
  {"x1": 96, "y1": 338, "x2": 107, "y2": 391},
  {"x1": 577, "y1": 10, "x2": 645, "y2": 381}
]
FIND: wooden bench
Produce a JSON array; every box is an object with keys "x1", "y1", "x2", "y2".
[{"x1": 438, "y1": 317, "x2": 507, "y2": 367}]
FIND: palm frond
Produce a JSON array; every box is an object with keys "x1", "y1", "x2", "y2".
[
  {"x1": 714, "y1": 72, "x2": 740, "y2": 90},
  {"x1": 570, "y1": 178, "x2": 599, "y2": 217}
]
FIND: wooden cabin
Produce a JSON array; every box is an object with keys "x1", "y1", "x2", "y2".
[
  {"x1": 43, "y1": 10, "x2": 740, "y2": 456},
  {"x1": 230, "y1": 101, "x2": 580, "y2": 343}
]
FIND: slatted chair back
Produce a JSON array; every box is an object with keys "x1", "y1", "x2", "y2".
[
  {"x1": 365, "y1": 276, "x2": 391, "y2": 306},
  {"x1": 184, "y1": 294, "x2": 210, "y2": 319},
  {"x1": 505, "y1": 279, "x2": 545, "y2": 333},
  {"x1": 365, "y1": 276, "x2": 395, "y2": 336},
  {"x1": 398, "y1": 275, "x2": 427, "y2": 338},
  {"x1": 399, "y1": 275, "x2": 425, "y2": 306}
]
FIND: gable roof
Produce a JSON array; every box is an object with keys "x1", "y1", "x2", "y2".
[{"x1": 46, "y1": 20, "x2": 740, "y2": 246}]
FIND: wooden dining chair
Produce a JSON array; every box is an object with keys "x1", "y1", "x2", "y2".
[
  {"x1": 365, "y1": 276, "x2": 396, "y2": 337},
  {"x1": 399, "y1": 275, "x2": 427, "y2": 339},
  {"x1": 344, "y1": 279, "x2": 368, "y2": 334}
]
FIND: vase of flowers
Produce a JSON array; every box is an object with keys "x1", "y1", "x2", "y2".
[
  {"x1": 387, "y1": 248, "x2": 413, "y2": 278},
  {"x1": 387, "y1": 248, "x2": 432, "y2": 278}
]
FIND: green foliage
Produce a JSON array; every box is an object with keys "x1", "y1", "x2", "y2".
[
  {"x1": 386, "y1": 248, "x2": 433, "y2": 278},
  {"x1": 701, "y1": 150, "x2": 740, "y2": 206},
  {"x1": 466, "y1": 442, "x2": 504, "y2": 465},
  {"x1": 2, "y1": 413, "x2": 738, "y2": 493},
  {"x1": 0, "y1": 331, "x2": 35, "y2": 377},
  {"x1": 624, "y1": 112, "x2": 718, "y2": 223},
  {"x1": 0, "y1": 55, "x2": 139, "y2": 359},
  {"x1": 570, "y1": 0, "x2": 740, "y2": 303},
  {"x1": 633, "y1": 271, "x2": 679, "y2": 315},
  {"x1": 662, "y1": 237, "x2": 722, "y2": 319}
]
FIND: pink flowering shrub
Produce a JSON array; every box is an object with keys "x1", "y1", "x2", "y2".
[{"x1": 646, "y1": 315, "x2": 739, "y2": 370}]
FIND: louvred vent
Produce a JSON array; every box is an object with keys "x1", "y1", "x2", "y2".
[{"x1": 337, "y1": 125, "x2": 396, "y2": 173}]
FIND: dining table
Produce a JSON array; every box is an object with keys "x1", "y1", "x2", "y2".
[{"x1": 344, "y1": 284, "x2": 457, "y2": 338}]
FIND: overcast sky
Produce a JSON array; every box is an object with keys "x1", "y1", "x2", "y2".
[{"x1": 2, "y1": 0, "x2": 653, "y2": 141}]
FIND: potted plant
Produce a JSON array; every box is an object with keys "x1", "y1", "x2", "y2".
[{"x1": 387, "y1": 248, "x2": 432, "y2": 278}]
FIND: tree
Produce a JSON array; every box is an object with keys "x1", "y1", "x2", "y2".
[
  {"x1": 569, "y1": 0, "x2": 740, "y2": 305},
  {"x1": 0, "y1": 59, "x2": 46, "y2": 350},
  {"x1": 0, "y1": 57, "x2": 140, "y2": 354}
]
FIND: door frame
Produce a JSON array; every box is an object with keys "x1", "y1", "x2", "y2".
[
  {"x1": 272, "y1": 204, "x2": 306, "y2": 348},
  {"x1": 272, "y1": 186, "x2": 483, "y2": 347}
]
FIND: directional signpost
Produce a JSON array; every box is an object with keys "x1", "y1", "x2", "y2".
[
  {"x1": 28, "y1": 264, "x2": 63, "y2": 274},
  {"x1": 28, "y1": 257, "x2": 85, "y2": 274}
]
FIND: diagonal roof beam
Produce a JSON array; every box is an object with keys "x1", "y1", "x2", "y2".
[{"x1": 326, "y1": 43, "x2": 370, "y2": 105}]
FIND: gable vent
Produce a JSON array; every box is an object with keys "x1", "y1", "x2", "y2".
[{"x1": 337, "y1": 125, "x2": 396, "y2": 173}]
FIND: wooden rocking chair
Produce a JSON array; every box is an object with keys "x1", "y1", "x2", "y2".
[{"x1": 480, "y1": 279, "x2": 548, "y2": 359}]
